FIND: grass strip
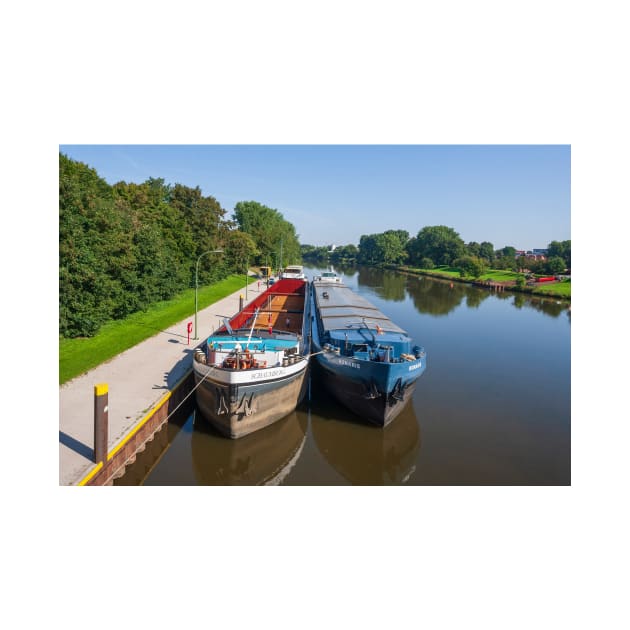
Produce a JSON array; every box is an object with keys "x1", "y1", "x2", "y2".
[{"x1": 59, "y1": 275, "x2": 255, "y2": 384}]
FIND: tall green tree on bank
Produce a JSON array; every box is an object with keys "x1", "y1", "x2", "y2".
[
  {"x1": 406, "y1": 225, "x2": 465, "y2": 266},
  {"x1": 233, "y1": 201, "x2": 301, "y2": 268},
  {"x1": 60, "y1": 153, "x2": 246, "y2": 338},
  {"x1": 358, "y1": 230, "x2": 408, "y2": 265},
  {"x1": 60, "y1": 154, "x2": 135, "y2": 336},
  {"x1": 547, "y1": 240, "x2": 571, "y2": 268}
]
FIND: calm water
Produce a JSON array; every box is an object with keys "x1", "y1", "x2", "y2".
[{"x1": 117, "y1": 264, "x2": 570, "y2": 485}]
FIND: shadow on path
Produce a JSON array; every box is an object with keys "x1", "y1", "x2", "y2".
[{"x1": 59, "y1": 431, "x2": 93, "y2": 460}]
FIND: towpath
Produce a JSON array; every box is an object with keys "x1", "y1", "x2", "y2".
[{"x1": 59, "y1": 283, "x2": 262, "y2": 485}]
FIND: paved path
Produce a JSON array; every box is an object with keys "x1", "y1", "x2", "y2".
[{"x1": 59, "y1": 283, "x2": 263, "y2": 485}]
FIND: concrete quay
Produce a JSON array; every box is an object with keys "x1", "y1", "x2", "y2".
[{"x1": 59, "y1": 283, "x2": 261, "y2": 485}]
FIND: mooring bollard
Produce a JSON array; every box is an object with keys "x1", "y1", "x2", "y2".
[{"x1": 94, "y1": 383, "x2": 109, "y2": 464}]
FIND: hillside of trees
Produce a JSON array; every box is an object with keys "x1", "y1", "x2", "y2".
[
  {"x1": 59, "y1": 154, "x2": 300, "y2": 338},
  {"x1": 302, "y1": 226, "x2": 571, "y2": 277}
]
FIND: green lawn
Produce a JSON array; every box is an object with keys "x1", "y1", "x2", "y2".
[
  {"x1": 399, "y1": 264, "x2": 571, "y2": 298},
  {"x1": 403, "y1": 265, "x2": 520, "y2": 283},
  {"x1": 401, "y1": 265, "x2": 461, "y2": 278},
  {"x1": 478, "y1": 270, "x2": 522, "y2": 283},
  {"x1": 532, "y1": 279, "x2": 571, "y2": 297},
  {"x1": 59, "y1": 275, "x2": 255, "y2": 384}
]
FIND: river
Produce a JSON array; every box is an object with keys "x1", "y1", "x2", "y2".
[{"x1": 116, "y1": 263, "x2": 570, "y2": 485}]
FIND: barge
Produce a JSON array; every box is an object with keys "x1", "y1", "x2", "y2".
[
  {"x1": 192, "y1": 278, "x2": 311, "y2": 438},
  {"x1": 310, "y1": 274, "x2": 426, "y2": 427}
]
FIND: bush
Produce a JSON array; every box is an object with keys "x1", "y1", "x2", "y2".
[{"x1": 420, "y1": 257, "x2": 434, "y2": 269}]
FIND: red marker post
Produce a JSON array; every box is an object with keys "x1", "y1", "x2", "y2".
[{"x1": 187, "y1": 321, "x2": 193, "y2": 345}]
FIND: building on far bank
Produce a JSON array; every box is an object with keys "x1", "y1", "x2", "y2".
[{"x1": 515, "y1": 249, "x2": 547, "y2": 261}]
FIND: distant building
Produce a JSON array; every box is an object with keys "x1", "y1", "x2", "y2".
[{"x1": 515, "y1": 249, "x2": 546, "y2": 261}]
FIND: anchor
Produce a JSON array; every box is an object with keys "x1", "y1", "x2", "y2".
[
  {"x1": 388, "y1": 378, "x2": 405, "y2": 405},
  {"x1": 363, "y1": 379, "x2": 382, "y2": 400},
  {"x1": 237, "y1": 392, "x2": 257, "y2": 418},
  {"x1": 216, "y1": 388, "x2": 229, "y2": 416}
]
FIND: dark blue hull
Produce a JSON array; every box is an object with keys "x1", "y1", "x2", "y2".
[
  {"x1": 310, "y1": 278, "x2": 426, "y2": 427},
  {"x1": 313, "y1": 355, "x2": 420, "y2": 427}
]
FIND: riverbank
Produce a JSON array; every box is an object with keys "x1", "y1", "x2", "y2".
[
  {"x1": 385, "y1": 264, "x2": 571, "y2": 301},
  {"x1": 60, "y1": 274, "x2": 257, "y2": 384}
]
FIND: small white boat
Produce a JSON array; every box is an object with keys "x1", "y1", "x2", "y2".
[{"x1": 280, "y1": 265, "x2": 306, "y2": 280}]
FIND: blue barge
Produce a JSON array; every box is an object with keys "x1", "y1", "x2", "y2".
[{"x1": 310, "y1": 273, "x2": 426, "y2": 427}]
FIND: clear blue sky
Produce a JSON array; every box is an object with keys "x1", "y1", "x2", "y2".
[{"x1": 59, "y1": 145, "x2": 570, "y2": 250}]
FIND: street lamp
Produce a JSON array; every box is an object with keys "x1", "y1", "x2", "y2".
[
  {"x1": 245, "y1": 257, "x2": 248, "y2": 301},
  {"x1": 194, "y1": 249, "x2": 223, "y2": 340}
]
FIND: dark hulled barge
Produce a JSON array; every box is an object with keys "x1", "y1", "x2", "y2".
[
  {"x1": 310, "y1": 273, "x2": 426, "y2": 427},
  {"x1": 193, "y1": 278, "x2": 311, "y2": 438}
]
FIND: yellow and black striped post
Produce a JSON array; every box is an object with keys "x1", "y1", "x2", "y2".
[{"x1": 94, "y1": 383, "x2": 109, "y2": 464}]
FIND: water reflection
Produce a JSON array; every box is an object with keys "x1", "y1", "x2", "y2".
[
  {"x1": 191, "y1": 410, "x2": 308, "y2": 485},
  {"x1": 357, "y1": 266, "x2": 407, "y2": 301},
  {"x1": 513, "y1": 293, "x2": 570, "y2": 319},
  {"x1": 405, "y1": 275, "x2": 467, "y2": 316},
  {"x1": 310, "y1": 393, "x2": 420, "y2": 485},
  {"x1": 329, "y1": 262, "x2": 358, "y2": 278}
]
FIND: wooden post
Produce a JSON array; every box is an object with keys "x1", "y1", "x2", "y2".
[
  {"x1": 94, "y1": 383, "x2": 109, "y2": 464},
  {"x1": 239, "y1": 294, "x2": 244, "y2": 311}
]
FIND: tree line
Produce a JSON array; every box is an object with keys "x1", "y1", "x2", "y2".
[
  {"x1": 59, "y1": 154, "x2": 300, "y2": 337},
  {"x1": 302, "y1": 226, "x2": 571, "y2": 278}
]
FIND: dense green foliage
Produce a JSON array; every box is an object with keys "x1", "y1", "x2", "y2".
[
  {"x1": 303, "y1": 225, "x2": 570, "y2": 282},
  {"x1": 233, "y1": 200, "x2": 301, "y2": 269},
  {"x1": 59, "y1": 154, "x2": 297, "y2": 338},
  {"x1": 358, "y1": 230, "x2": 409, "y2": 265},
  {"x1": 406, "y1": 225, "x2": 466, "y2": 266},
  {"x1": 452, "y1": 255, "x2": 488, "y2": 279},
  {"x1": 301, "y1": 243, "x2": 359, "y2": 263}
]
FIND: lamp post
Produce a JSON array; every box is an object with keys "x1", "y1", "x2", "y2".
[
  {"x1": 194, "y1": 249, "x2": 223, "y2": 340},
  {"x1": 245, "y1": 257, "x2": 248, "y2": 301}
]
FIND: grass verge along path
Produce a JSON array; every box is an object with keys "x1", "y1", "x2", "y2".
[{"x1": 59, "y1": 275, "x2": 254, "y2": 385}]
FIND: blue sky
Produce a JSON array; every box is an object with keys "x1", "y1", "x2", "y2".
[{"x1": 59, "y1": 145, "x2": 570, "y2": 250}]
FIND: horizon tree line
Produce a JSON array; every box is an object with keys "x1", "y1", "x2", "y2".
[{"x1": 302, "y1": 226, "x2": 571, "y2": 277}]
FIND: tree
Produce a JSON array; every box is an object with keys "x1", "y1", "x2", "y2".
[
  {"x1": 479, "y1": 241, "x2": 495, "y2": 262},
  {"x1": 233, "y1": 201, "x2": 301, "y2": 267},
  {"x1": 466, "y1": 242, "x2": 481, "y2": 257},
  {"x1": 408, "y1": 225, "x2": 465, "y2": 266},
  {"x1": 357, "y1": 231, "x2": 408, "y2": 265},
  {"x1": 546, "y1": 256, "x2": 566, "y2": 275},
  {"x1": 547, "y1": 240, "x2": 571, "y2": 268},
  {"x1": 453, "y1": 255, "x2": 488, "y2": 279},
  {"x1": 224, "y1": 230, "x2": 259, "y2": 270}
]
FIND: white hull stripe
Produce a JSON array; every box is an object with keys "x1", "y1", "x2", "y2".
[{"x1": 194, "y1": 357, "x2": 308, "y2": 385}]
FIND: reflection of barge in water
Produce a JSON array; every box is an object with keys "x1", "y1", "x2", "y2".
[
  {"x1": 192, "y1": 410, "x2": 307, "y2": 485},
  {"x1": 310, "y1": 274, "x2": 426, "y2": 427},
  {"x1": 311, "y1": 394, "x2": 420, "y2": 484},
  {"x1": 193, "y1": 278, "x2": 311, "y2": 439}
]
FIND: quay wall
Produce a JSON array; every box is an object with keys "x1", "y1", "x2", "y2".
[{"x1": 79, "y1": 371, "x2": 195, "y2": 486}]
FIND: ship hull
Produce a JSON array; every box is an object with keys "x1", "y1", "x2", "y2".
[
  {"x1": 193, "y1": 359, "x2": 308, "y2": 439},
  {"x1": 310, "y1": 276, "x2": 426, "y2": 427},
  {"x1": 314, "y1": 357, "x2": 419, "y2": 427}
]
